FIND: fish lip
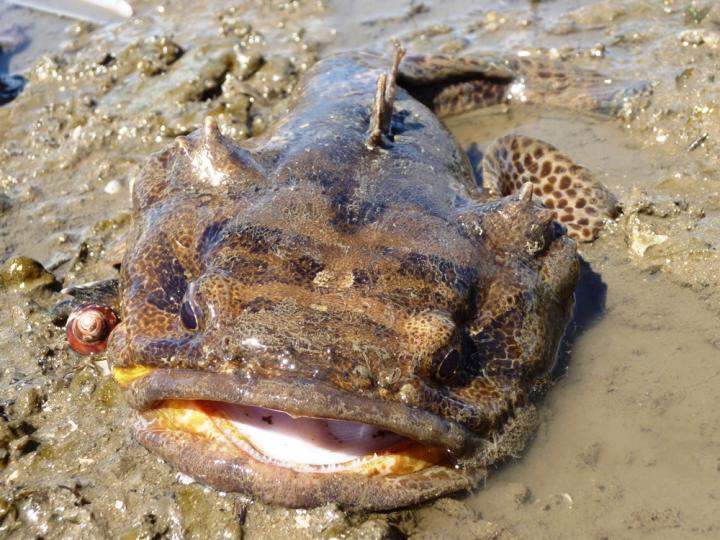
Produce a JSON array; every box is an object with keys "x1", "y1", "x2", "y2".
[
  {"x1": 124, "y1": 368, "x2": 480, "y2": 454},
  {"x1": 131, "y1": 416, "x2": 486, "y2": 510}
]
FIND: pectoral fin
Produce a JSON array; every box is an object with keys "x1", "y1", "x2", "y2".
[{"x1": 481, "y1": 135, "x2": 619, "y2": 242}]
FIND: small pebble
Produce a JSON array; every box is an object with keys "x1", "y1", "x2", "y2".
[
  {"x1": 678, "y1": 29, "x2": 720, "y2": 47},
  {"x1": 104, "y1": 179, "x2": 122, "y2": 194},
  {"x1": 13, "y1": 387, "x2": 42, "y2": 419},
  {"x1": 0, "y1": 256, "x2": 56, "y2": 290},
  {"x1": 0, "y1": 497, "x2": 17, "y2": 522},
  {"x1": 0, "y1": 193, "x2": 11, "y2": 213}
]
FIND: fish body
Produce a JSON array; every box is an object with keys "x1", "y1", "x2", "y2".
[{"x1": 85, "y1": 49, "x2": 640, "y2": 509}]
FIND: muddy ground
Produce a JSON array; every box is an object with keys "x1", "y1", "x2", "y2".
[{"x1": 0, "y1": 0, "x2": 719, "y2": 538}]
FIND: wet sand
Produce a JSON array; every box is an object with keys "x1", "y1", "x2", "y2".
[{"x1": 1, "y1": 1, "x2": 719, "y2": 538}]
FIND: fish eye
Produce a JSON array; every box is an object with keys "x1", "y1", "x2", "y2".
[
  {"x1": 433, "y1": 347, "x2": 463, "y2": 382},
  {"x1": 179, "y1": 300, "x2": 198, "y2": 330}
]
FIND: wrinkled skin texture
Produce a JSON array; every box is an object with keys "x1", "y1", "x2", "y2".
[{"x1": 104, "y1": 51, "x2": 630, "y2": 509}]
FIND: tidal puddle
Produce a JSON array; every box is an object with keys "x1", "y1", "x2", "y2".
[{"x1": 447, "y1": 106, "x2": 720, "y2": 539}]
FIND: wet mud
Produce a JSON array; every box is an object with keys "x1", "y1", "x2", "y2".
[{"x1": 1, "y1": 1, "x2": 719, "y2": 538}]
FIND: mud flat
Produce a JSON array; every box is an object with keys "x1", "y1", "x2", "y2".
[{"x1": 1, "y1": 1, "x2": 719, "y2": 538}]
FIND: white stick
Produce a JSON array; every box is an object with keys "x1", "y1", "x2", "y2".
[{"x1": 8, "y1": 0, "x2": 133, "y2": 23}]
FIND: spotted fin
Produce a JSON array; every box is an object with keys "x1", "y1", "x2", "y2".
[
  {"x1": 399, "y1": 54, "x2": 514, "y2": 117},
  {"x1": 482, "y1": 135, "x2": 619, "y2": 242},
  {"x1": 508, "y1": 57, "x2": 651, "y2": 117},
  {"x1": 399, "y1": 54, "x2": 651, "y2": 118}
]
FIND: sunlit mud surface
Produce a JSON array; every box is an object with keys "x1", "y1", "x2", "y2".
[{"x1": 1, "y1": 0, "x2": 719, "y2": 538}]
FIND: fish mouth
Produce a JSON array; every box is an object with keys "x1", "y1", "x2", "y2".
[
  {"x1": 116, "y1": 367, "x2": 487, "y2": 509},
  {"x1": 145, "y1": 399, "x2": 446, "y2": 476}
]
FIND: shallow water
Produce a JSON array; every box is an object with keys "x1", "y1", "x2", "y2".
[
  {"x1": 449, "y1": 106, "x2": 720, "y2": 538},
  {"x1": 1, "y1": 0, "x2": 719, "y2": 538},
  {"x1": 471, "y1": 250, "x2": 720, "y2": 539}
]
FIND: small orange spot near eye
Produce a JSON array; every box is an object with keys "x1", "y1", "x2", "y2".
[{"x1": 112, "y1": 365, "x2": 156, "y2": 387}]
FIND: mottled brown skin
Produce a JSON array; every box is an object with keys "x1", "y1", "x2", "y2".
[{"x1": 104, "y1": 50, "x2": 640, "y2": 509}]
